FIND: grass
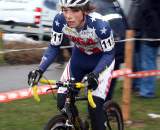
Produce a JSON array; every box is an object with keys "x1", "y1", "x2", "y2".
[
  {"x1": 115, "y1": 80, "x2": 160, "y2": 130},
  {"x1": 0, "y1": 80, "x2": 160, "y2": 130}
]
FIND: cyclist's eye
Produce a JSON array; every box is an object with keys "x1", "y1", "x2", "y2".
[
  {"x1": 62, "y1": 9, "x2": 67, "y2": 12},
  {"x1": 72, "y1": 9, "x2": 80, "y2": 12},
  {"x1": 71, "y1": 8, "x2": 80, "y2": 12},
  {"x1": 61, "y1": 7, "x2": 68, "y2": 12}
]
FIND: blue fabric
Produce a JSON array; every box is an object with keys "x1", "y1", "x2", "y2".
[
  {"x1": 70, "y1": 47, "x2": 114, "y2": 81},
  {"x1": 39, "y1": 44, "x2": 60, "y2": 72},
  {"x1": 134, "y1": 42, "x2": 158, "y2": 97},
  {"x1": 132, "y1": 32, "x2": 142, "y2": 91},
  {"x1": 93, "y1": 49, "x2": 115, "y2": 75},
  {"x1": 109, "y1": 18, "x2": 126, "y2": 63}
]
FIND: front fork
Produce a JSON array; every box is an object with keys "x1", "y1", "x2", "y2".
[
  {"x1": 61, "y1": 97, "x2": 74, "y2": 128},
  {"x1": 61, "y1": 97, "x2": 83, "y2": 130}
]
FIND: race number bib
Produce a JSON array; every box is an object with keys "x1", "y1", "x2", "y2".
[
  {"x1": 51, "y1": 30, "x2": 63, "y2": 46},
  {"x1": 100, "y1": 33, "x2": 115, "y2": 52}
]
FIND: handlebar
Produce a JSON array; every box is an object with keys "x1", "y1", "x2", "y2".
[
  {"x1": 30, "y1": 84, "x2": 40, "y2": 102},
  {"x1": 40, "y1": 79, "x2": 56, "y2": 85},
  {"x1": 39, "y1": 78, "x2": 96, "y2": 108}
]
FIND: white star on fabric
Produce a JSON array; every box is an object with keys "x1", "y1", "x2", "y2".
[
  {"x1": 83, "y1": 26, "x2": 96, "y2": 38},
  {"x1": 63, "y1": 24, "x2": 67, "y2": 27},
  {"x1": 55, "y1": 20, "x2": 60, "y2": 26},
  {"x1": 90, "y1": 16, "x2": 96, "y2": 22},
  {"x1": 92, "y1": 27, "x2": 96, "y2": 32},
  {"x1": 86, "y1": 26, "x2": 96, "y2": 32},
  {"x1": 100, "y1": 27, "x2": 107, "y2": 34}
]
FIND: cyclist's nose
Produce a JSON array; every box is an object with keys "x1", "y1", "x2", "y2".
[{"x1": 65, "y1": 12, "x2": 73, "y2": 20}]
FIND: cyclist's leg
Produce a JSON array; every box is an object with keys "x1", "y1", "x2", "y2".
[
  {"x1": 57, "y1": 60, "x2": 86, "y2": 113},
  {"x1": 88, "y1": 96, "x2": 106, "y2": 130},
  {"x1": 89, "y1": 60, "x2": 115, "y2": 130},
  {"x1": 57, "y1": 60, "x2": 71, "y2": 110}
]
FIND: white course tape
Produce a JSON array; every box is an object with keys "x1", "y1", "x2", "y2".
[
  {"x1": 0, "y1": 45, "x2": 73, "y2": 54},
  {"x1": 0, "y1": 38, "x2": 160, "y2": 54}
]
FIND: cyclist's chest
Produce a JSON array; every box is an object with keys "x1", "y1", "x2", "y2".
[
  {"x1": 63, "y1": 26, "x2": 99, "y2": 44},
  {"x1": 62, "y1": 26, "x2": 102, "y2": 54}
]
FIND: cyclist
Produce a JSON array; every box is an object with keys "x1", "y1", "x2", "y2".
[{"x1": 28, "y1": 0, "x2": 115, "y2": 129}]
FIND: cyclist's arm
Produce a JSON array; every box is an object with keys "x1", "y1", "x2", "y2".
[
  {"x1": 39, "y1": 13, "x2": 65, "y2": 72},
  {"x1": 93, "y1": 25, "x2": 115, "y2": 76},
  {"x1": 39, "y1": 44, "x2": 60, "y2": 72}
]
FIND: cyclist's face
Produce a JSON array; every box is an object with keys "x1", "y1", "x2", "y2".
[{"x1": 62, "y1": 7, "x2": 86, "y2": 28}]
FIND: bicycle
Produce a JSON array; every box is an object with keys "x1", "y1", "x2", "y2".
[{"x1": 30, "y1": 77, "x2": 124, "y2": 130}]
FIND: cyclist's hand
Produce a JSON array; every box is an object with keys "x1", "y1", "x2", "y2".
[
  {"x1": 82, "y1": 72, "x2": 98, "y2": 90},
  {"x1": 28, "y1": 69, "x2": 43, "y2": 86}
]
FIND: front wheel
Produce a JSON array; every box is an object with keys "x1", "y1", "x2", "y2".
[
  {"x1": 44, "y1": 114, "x2": 73, "y2": 130},
  {"x1": 103, "y1": 100, "x2": 124, "y2": 130}
]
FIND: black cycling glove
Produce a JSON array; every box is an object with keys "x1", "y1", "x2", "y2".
[
  {"x1": 28, "y1": 69, "x2": 43, "y2": 86},
  {"x1": 82, "y1": 72, "x2": 99, "y2": 90}
]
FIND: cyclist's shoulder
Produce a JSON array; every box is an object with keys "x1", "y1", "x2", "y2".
[
  {"x1": 53, "y1": 12, "x2": 66, "y2": 21},
  {"x1": 52, "y1": 12, "x2": 66, "y2": 32},
  {"x1": 87, "y1": 12, "x2": 111, "y2": 38}
]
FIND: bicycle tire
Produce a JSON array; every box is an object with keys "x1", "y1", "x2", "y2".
[
  {"x1": 44, "y1": 114, "x2": 73, "y2": 130},
  {"x1": 103, "y1": 100, "x2": 124, "y2": 130}
]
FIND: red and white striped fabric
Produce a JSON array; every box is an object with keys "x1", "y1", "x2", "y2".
[{"x1": 1, "y1": 69, "x2": 160, "y2": 103}]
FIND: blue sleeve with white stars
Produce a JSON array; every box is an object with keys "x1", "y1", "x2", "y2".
[
  {"x1": 52, "y1": 13, "x2": 66, "y2": 33},
  {"x1": 38, "y1": 13, "x2": 66, "y2": 72},
  {"x1": 93, "y1": 48, "x2": 115, "y2": 76},
  {"x1": 93, "y1": 20, "x2": 115, "y2": 75},
  {"x1": 39, "y1": 44, "x2": 60, "y2": 72}
]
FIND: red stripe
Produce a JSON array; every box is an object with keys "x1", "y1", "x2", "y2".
[
  {"x1": 0, "y1": 86, "x2": 57, "y2": 103},
  {"x1": 105, "y1": 75, "x2": 112, "y2": 97}
]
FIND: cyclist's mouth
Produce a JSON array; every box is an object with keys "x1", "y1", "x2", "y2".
[{"x1": 67, "y1": 21, "x2": 75, "y2": 27}]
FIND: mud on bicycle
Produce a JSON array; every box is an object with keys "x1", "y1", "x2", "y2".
[{"x1": 30, "y1": 77, "x2": 124, "y2": 130}]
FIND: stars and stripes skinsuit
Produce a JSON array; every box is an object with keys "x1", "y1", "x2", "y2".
[{"x1": 39, "y1": 12, "x2": 115, "y2": 130}]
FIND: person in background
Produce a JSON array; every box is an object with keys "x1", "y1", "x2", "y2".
[
  {"x1": 92, "y1": 0, "x2": 128, "y2": 100},
  {"x1": 28, "y1": 0, "x2": 115, "y2": 129},
  {"x1": 128, "y1": 0, "x2": 160, "y2": 98}
]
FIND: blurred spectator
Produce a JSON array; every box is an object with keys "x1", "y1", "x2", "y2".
[
  {"x1": 117, "y1": 0, "x2": 132, "y2": 16},
  {"x1": 92, "y1": 0, "x2": 128, "y2": 100},
  {"x1": 128, "y1": 0, "x2": 160, "y2": 98},
  {"x1": 132, "y1": 31, "x2": 142, "y2": 92}
]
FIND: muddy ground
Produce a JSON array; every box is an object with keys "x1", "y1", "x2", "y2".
[{"x1": 2, "y1": 41, "x2": 71, "y2": 64}]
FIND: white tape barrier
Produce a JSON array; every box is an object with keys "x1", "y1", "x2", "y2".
[
  {"x1": 0, "y1": 45, "x2": 73, "y2": 54},
  {"x1": 0, "y1": 38, "x2": 160, "y2": 54}
]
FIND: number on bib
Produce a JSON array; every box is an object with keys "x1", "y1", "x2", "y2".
[
  {"x1": 100, "y1": 34, "x2": 115, "y2": 52},
  {"x1": 51, "y1": 31, "x2": 63, "y2": 46}
]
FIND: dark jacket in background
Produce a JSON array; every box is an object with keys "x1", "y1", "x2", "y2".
[
  {"x1": 92, "y1": 0, "x2": 128, "y2": 63},
  {"x1": 128, "y1": 0, "x2": 160, "y2": 39}
]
